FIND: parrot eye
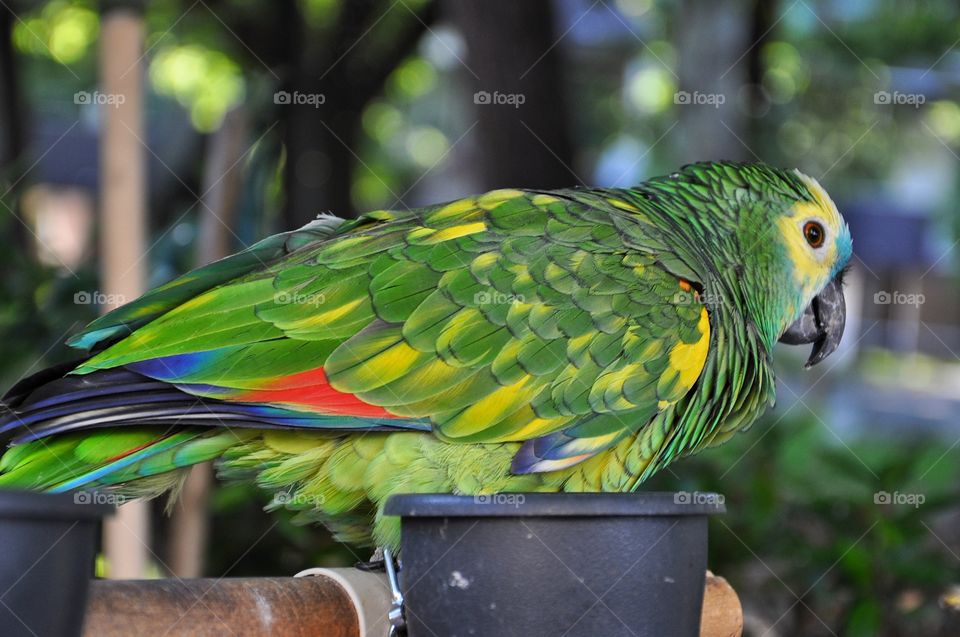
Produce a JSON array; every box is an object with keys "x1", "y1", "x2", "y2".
[{"x1": 803, "y1": 221, "x2": 825, "y2": 248}]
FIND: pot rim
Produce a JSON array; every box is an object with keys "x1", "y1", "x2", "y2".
[
  {"x1": 0, "y1": 489, "x2": 114, "y2": 520},
  {"x1": 385, "y1": 492, "x2": 725, "y2": 517}
]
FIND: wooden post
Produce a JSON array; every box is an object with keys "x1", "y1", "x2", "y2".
[{"x1": 98, "y1": 1, "x2": 149, "y2": 579}]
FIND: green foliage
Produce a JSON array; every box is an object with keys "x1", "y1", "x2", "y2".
[
  {"x1": 648, "y1": 411, "x2": 960, "y2": 636},
  {"x1": 12, "y1": 0, "x2": 98, "y2": 65},
  {"x1": 150, "y1": 45, "x2": 245, "y2": 131},
  {"x1": 0, "y1": 213, "x2": 98, "y2": 388},
  {"x1": 206, "y1": 482, "x2": 358, "y2": 575}
]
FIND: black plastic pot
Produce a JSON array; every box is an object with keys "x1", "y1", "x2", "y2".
[
  {"x1": 0, "y1": 490, "x2": 112, "y2": 637},
  {"x1": 385, "y1": 492, "x2": 724, "y2": 637}
]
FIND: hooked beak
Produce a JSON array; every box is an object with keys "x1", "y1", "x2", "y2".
[{"x1": 778, "y1": 276, "x2": 846, "y2": 368}]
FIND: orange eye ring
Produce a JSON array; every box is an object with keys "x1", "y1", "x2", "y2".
[{"x1": 803, "y1": 221, "x2": 825, "y2": 248}]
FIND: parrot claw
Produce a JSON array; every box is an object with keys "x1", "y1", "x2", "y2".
[{"x1": 354, "y1": 546, "x2": 386, "y2": 571}]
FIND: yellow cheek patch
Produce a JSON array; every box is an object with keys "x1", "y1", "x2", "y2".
[
  {"x1": 776, "y1": 206, "x2": 837, "y2": 290},
  {"x1": 784, "y1": 170, "x2": 844, "y2": 289}
]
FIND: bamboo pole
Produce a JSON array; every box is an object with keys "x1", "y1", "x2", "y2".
[{"x1": 98, "y1": 4, "x2": 149, "y2": 580}]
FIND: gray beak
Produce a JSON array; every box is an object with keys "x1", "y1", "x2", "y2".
[{"x1": 778, "y1": 276, "x2": 846, "y2": 368}]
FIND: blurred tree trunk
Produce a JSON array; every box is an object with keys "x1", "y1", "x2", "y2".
[
  {"x1": 448, "y1": 0, "x2": 577, "y2": 189},
  {"x1": 745, "y1": 0, "x2": 775, "y2": 150},
  {"x1": 0, "y1": 3, "x2": 21, "y2": 171},
  {"x1": 166, "y1": 107, "x2": 249, "y2": 578},
  {"x1": 99, "y1": 4, "x2": 150, "y2": 580},
  {"x1": 279, "y1": 0, "x2": 437, "y2": 226},
  {"x1": 205, "y1": 0, "x2": 438, "y2": 225},
  {"x1": 673, "y1": 0, "x2": 754, "y2": 163},
  {"x1": 0, "y1": 2, "x2": 27, "y2": 249}
]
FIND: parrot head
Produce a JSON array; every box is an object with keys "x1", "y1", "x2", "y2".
[{"x1": 771, "y1": 170, "x2": 852, "y2": 367}]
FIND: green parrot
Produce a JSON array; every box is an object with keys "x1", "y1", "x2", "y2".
[{"x1": 0, "y1": 161, "x2": 851, "y2": 549}]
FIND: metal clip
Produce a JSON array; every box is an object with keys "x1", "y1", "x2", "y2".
[{"x1": 383, "y1": 547, "x2": 406, "y2": 636}]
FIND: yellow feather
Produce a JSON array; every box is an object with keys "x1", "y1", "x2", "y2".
[
  {"x1": 477, "y1": 189, "x2": 525, "y2": 210},
  {"x1": 440, "y1": 376, "x2": 543, "y2": 438},
  {"x1": 665, "y1": 307, "x2": 710, "y2": 395},
  {"x1": 407, "y1": 222, "x2": 486, "y2": 244},
  {"x1": 531, "y1": 194, "x2": 560, "y2": 205},
  {"x1": 607, "y1": 198, "x2": 640, "y2": 213},
  {"x1": 430, "y1": 197, "x2": 477, "y2": 222}
]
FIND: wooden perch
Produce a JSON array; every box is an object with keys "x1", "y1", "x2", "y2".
[
  {"x1": 83, "y1": 575, "x2": 363, "y2": 637},
  {"x1": 82, "y1": 569, "x2": 742, "y2": 636},
  {"x1": 701, "y1": 572, "x2": 743, "y2": 637}
]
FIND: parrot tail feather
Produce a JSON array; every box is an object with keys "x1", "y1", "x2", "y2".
[
  {"x1": 0, "y1": 425, "x2": 257, "y2": 493},
  {"x1": 0, "y1": 368, "x2": 428, "y2": 445},
  {"x1": 0, "y1": 366, "x2": 427, "y2": 493}
]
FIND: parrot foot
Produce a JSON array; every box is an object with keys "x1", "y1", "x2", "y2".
[{"x1": 354, "y1": 546, "x2": 386, "y2": 571}]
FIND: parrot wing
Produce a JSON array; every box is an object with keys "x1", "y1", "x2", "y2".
[
  {"x1": 2, "y1": 190, "x2": 711, "y2": 477},
  {"x1": 65, "y1": 215, "x2": 349, "y2": 352}
]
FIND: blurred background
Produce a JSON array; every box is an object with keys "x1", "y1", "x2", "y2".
[{"x1": 1, "y1": 0, "x2": 959, "y2": 635}]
